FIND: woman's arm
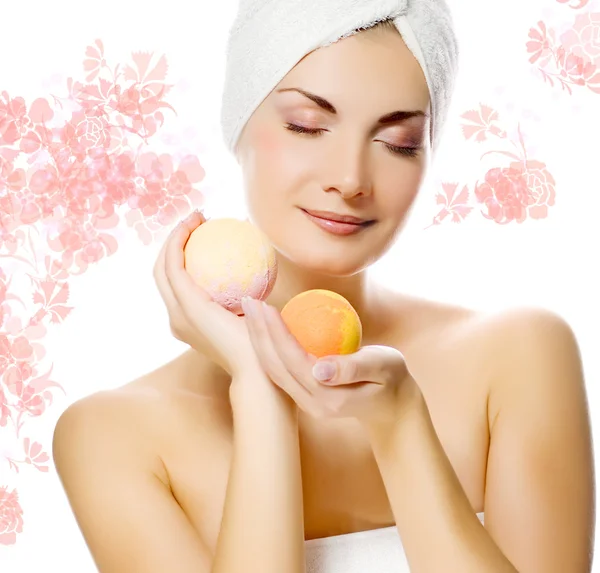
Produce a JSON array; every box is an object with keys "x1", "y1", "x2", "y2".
[
  {"x1": 363, "y1": 308, "x2": 595, "y2": 573},
  {"x1": 211, "y1": 372, "x2": 306, "y2": 573},
  {"x1": 365, "y1": 386, "x2": 519, "y2": 573},
  {"x1": 53, "y1": 391, "x2": 215, "y2": 573},
  {"x1": 54, "y1": 375, "x2": 306, "y2": 573}
]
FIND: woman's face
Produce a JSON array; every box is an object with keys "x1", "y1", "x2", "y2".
[{"x1": 236, "y1": 27, "x2": 431, "y2": 277}]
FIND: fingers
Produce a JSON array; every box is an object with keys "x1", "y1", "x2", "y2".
[
  {"x1": 154, "y1": 210, "x2": 204, "y2": 298},
  {"x1": 154, "y1": 209, "x2": 210, "y2": 335},
  {"x1": 183, "y1": 208, "x2": 207, "y2": 230},
  {"x1": 163, "y1": 210, "x2": 214, "y2": 312},
  {"x1": 244, "y1": 299, "x2": 313, "y2": 406},
  {"x1": 261, "y1": 303, "x2": 321, "y2": 395}
]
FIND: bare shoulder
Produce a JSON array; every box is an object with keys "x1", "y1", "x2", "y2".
[
  {"x1": 53, "y1": 386, "x2": 168, "y2": 484},
  {"x1": 468, "y1": 303, "x2": 577, "y2": 341},
  {"x1": 53, "y1": 350, "x2": 231, "y2": 484},
  {"x1": 460, "y1": 310, "x2": 593, "y2": 571},
  {"x1": 414, "y1": 297, "x2": 579, "y2": 364},
  {"x1": 434, "y1": 302, "x2": 584, "y2": 400},
  {"x1": 395, "y1": 295, "x2": 583, "y2": 408},
  {"x1": 463, "y1": 305, "x2": 584, "y2": 392},
  {"x1": 52, "y1": 353, "x2": 228, "y2": 572}
]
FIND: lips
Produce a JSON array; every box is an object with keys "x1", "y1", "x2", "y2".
[
  {"x1": 301, "y1": 208, "x2": 375, "y2": 236},
  {"x1": 301, "y1": 209, "x2": 373, "y2": 225}
]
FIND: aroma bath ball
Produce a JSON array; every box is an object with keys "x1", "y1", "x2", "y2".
[
  {"x1": 183, "y1": 217, "x2": 278, "y2": 315},
  {"x1": 280, "y1": 289, "x2": 362, "y2": 358}
]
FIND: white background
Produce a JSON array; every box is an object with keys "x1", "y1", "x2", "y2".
[{"x1": 1, "y1": 0, "x2": 599, "y2": 570}]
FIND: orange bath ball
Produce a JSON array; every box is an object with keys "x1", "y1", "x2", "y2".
[
  {"x1": 280, "y1": 289, "x2": 362, "y2": 358},
  {"x1": 183, "y1": 217, "x2": 278, "y2": 315}
]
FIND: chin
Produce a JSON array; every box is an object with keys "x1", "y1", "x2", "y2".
[
  {"x1": 274, "y1": 238, "x2": 383, "y2": 277},
  {"x1": 306, "y1": 257, "x2": 369, "y2": 277}
]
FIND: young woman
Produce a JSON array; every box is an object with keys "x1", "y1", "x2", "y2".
[{"x1": 52, "y1": 8, "x2": 595, "y2": 573}]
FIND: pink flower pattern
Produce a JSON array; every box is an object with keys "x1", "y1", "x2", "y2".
[
  {"x1": 473, "y1": 161, "x2": 556, "y2": 225},
  {"x1": 527, "y1": 10, "x2": 600, "y2": 95},
  {"x1": 0, "y1": 39, "x2": 206, "y2": 545},
  {"x1": 428, "y1": 1, "x2": 594, "y2": 228},
  {"x1": 0, "y1": 487, "x2": 23, "y2": 545},
  {"x1": 427, "y1": 105, "x2": 559, "y2": 228}
]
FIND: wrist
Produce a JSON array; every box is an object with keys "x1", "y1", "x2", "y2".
[
  {"x1": 360, "y1": 376, "x2": 426, "y2": 438},
  {"x1": 229, "y1": 368, "x2": 298, "y2": 416}
]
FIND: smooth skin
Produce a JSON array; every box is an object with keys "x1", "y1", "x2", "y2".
[{"x1": 52, "y1": 22, "x2": 595, "y2": 573}]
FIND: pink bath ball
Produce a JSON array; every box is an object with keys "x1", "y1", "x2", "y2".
[{"x1": 183, "y1": 218, "x2": 278, "y2": 315}]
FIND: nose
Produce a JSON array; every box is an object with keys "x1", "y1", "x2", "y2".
[{"x1": 323, "y1": 139, "x2": 373, "y2": 199}]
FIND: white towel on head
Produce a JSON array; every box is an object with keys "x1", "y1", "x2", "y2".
[{"x1": 220, "y1": 0, "x2": 459, "y2": 157}]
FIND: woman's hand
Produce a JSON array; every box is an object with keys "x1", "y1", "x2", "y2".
[
  {"x1": 153, "y1": 210, "x2": 263, "y2": 379},
  {"x1": 242, "y1": 296, "x2": 421, "y2": 428}
]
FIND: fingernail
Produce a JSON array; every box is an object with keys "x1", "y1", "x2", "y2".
[
  {"x1": 264, "y1": 302, "x2": 278, "y2": 317},
  {"x1": 313, "y1": 361, "x2": 336, "y2": 381},
  {"x1": 242, "y1": 297, "x2": 254, "y2": 317},
  {"x1": 262, "y1": 301, "x2": 277, "y2": 321}
]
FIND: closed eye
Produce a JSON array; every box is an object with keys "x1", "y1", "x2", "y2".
[{"x1": 283, "y1": 123, "x2": 420, "y2": 158}]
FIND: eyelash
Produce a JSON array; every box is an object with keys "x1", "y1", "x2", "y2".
[{"x1": 284, "y1": 123, "x2": 420, "y2": 158}]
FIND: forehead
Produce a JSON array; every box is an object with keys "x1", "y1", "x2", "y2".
[{"x1": 273, "y1": 29, "x2": 430, "y2": 112}]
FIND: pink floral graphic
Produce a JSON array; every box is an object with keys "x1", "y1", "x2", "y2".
[
  {"x1": 556, "y1": 0, "x2": 591, "y2": 10},
  {"x1": 5, "y1": 438, "x2": 50, "y2": 474},
  {"x1": 560, "y1": 12, "x2": 600, "y2": 72},
  {"x1": 430, "y1": 4, "x2": 597, "y2": 228},
  {"x1": 427, "y1": 183, "x2": 473, "y2": 227},
  {"x1": 474, "y1": 161, "x2": 556, "y2": 224},
  {"x1": 427, "y1": 105, "x2": 556, "y2": 228},
  {"x1": 0, "y1": 39, "x2": 207, "y2": 545},
  {"x1": 519, "y1": 160, "x2": 557, "y2": 218},
  {"x1": 527, "y1": 11, "x2": 600, "y2": 94},
  {"x1": 0, "y1": 486, "x2": 24, "y2": 545}
]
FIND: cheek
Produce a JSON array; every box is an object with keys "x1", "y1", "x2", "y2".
[
  {"x1": 252, "y1": 126, "x2": 288, "y2": 180},
  {"x1": 384, "y1": 163, "x2": 426, "y2": 211},
  {"x1": 404, "y1": 168, "x2": 425, "y2": 204},
  {"x1": 251, "y1": 125, "x2": 308, "y2": 185},
  {"x1": 244, "y1": 127, "x2": 288, "y2": 221},
  {"x1": 243, "y1": 127, "x2": 281, "y2": 191},
  {"x1": 255, "y1": 125, "x2": 281, "y2": 155}
]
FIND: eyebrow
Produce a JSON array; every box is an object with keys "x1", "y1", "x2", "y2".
[{"x1": 276, "y1": 87, "x2": 428, "y2": 125}]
